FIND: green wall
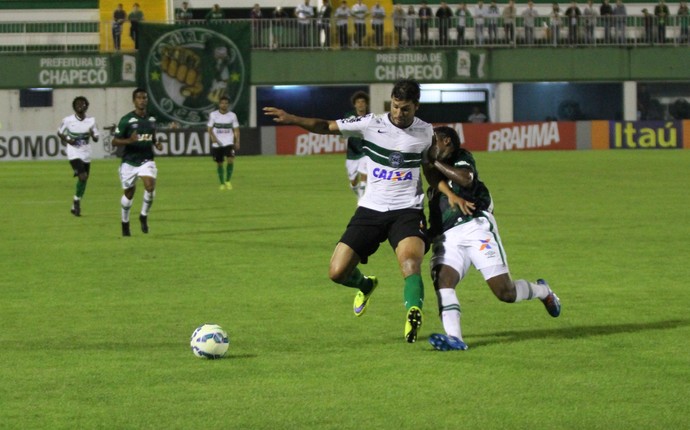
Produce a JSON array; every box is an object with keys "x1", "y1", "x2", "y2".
[{"x1": 251, "y1": 47, "x2": 690, "y2": 85}]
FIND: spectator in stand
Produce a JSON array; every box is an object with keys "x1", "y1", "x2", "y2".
[
  {"x1": 486, "y1": 1, "x2": 500, "y2": 44},
  {"x1": 272, "y1": 6, "x2": 288, "y2": 49},
  {"x1": 679, "y1": 1, "x2": 690, "y2": 44},
  {"x1": 317, "y1": 0, "x2": 332, "y2": 48},
  {"x1": 549, "y1": 2, "x2": 561, "y2": 46},
  {"x1": 654, "y1": 0, "x2": 670, "y2": 44},
  {"x1": 393, "y1": 4, "x2": 406, "y2": 47},
  {"x1": 582, "y1": 0, "x2": 598, "y2": 44},
  {"x1": 371, "y1": 1, "x2": 386, "y2": 48},
  {"x1": 295, "y1": 0, "x2": 315, "y2": 48},
  {"x1": 175, "y1": 1, "x2": 193, "y2": 24},
  {"x1": 351, "y1": 0, "x2": 368, "y2": 48},
  {"x1": 612, "y1": 0, "x2": 626, "y2": 44},
  {"x1": 502, "y1": 0, "x2": 516, "y2": 44},
  {"x1": 600, "y1": 0, "x2": 613, "y2": 43},
  {"x1": 406, "y1": 5, "x2": 417, "y2": 46},
  {"x1": 467, "y1": 106, "x2": 488, "y2": 123},
  {"x1": 474, "y1": 1, "x2": 487, "y2": 45},
  {"x1": 642, "y1": 8, "x2": 654, "y2": 44},
  {"x1": 128, "y1": 3, "x2": 143, "y2": 49},
  {"x1": 456, "y1": 3, "x2": 471, "y2": 45},
  {"x1": 335, "y1": 0, "x2": 350, "y2": 48},
  {"x1": 522, "y1": 0, "x2": 539, "y2": 45},
  {"x1": 206, "y1": 4, "x2": 224, "y2": 22},
  {"x1": 113, "y1": 3, "x2": 126, "y2": 51},
  {"x1": 418, "y1": 1, "x2": 433, "y2": 45},
  {"x1": 565, "y1": 1, "x2": 581, "y2": 45},
  {"x1": 436, "y1": 2, "x2": 453, "y2": 46},
  {"x1": 250, "y1": 4, "x2": 263, "y2": 48}
]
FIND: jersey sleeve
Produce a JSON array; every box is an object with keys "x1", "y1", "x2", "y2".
[
  {"x1": 206, "y1": 112, "x2": 215, "y2": 128},
  {"x1": 57, "y1": 117, "x2": 68, "y2": 135},
  {"x1": 232, "y1": 113, "x2": 239, "y2": 128},
  {"x1": 336, "y1": 113, "x2": 373, "y2": 138},
  {"x1": 90, "y1": 119, "x2": 100, "y2": 139},
  {"x1": 114, "y1": 116, "x2": 129, "y2": 138}
]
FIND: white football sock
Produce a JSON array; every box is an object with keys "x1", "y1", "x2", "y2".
[
  {"x1": 141, "y1": 190, "x2": 155, "y2": 216},
  {"x1": 514, "y1": 279, "x2": 550, "y2": 301},
  {"x1": 437, "y1": 288, "x2": 463, "y2": 340},
  {"x1": 121, "y1": 195, "x2": 133, "y2": 222}
]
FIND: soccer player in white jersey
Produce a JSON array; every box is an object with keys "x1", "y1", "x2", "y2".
[
  {"x1": 264, "y1": 79, "x2": 433, "y2": 343},
  {"x1": 207, "y1": 96, "x2": 240, "y2": 190},
  {"x1": 57, "y1": 96, "x2": 100, "y2": 217}
]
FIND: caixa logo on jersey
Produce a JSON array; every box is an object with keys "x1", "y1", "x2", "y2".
[{"x1": 145, "y1": 28, "x2": 245, "y2": 126}]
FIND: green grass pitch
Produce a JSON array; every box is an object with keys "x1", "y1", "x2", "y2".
[{"x1": 1, "y1": 150, "x2": 689, "y2": 429}]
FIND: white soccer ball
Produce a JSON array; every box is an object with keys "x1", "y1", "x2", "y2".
[{"x1": 190, "y1": 323, "x2": 230, "y2": 359}]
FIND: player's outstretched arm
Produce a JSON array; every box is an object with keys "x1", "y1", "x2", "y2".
[{"x1": 263, "y1": 107, "x2": 340, "y2": 135}]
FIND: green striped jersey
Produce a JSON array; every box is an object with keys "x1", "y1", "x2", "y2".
[{"x1": 337, "y1": 113, "x2": 433, "y2": 211}]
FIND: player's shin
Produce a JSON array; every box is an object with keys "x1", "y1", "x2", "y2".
[
  {"x1": 403, "y1": 273, "x2": 424, "y2": 310},
  {"x1": 141, "y1": 190, "x2": 155, "y2": 216},
  {"x1": 121, "y1": 195, "x2": 133, "y2": 222},
  {"x1": 514, "y1": 279, "x2": 549, "y2": 301},
  {"x1": 437, "y1": 288, "x2": 462, "y2": 340}
]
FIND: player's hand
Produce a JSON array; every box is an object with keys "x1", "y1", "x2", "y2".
[
  {"x1": 447, "y1": 194, "x2": 476, "y2": 216},
  {"x1": 128, "y1": 131, "x2": 139, "y2": 144},
  {"x1": 263, "y1": 107, "x2": 292, "y2": 124},
  {"x1": 160, "y1": 46, "x2": 202, "y2": 98},
  {"x1": 154, "y1": 142, "x2": 163, "y2": 151}
]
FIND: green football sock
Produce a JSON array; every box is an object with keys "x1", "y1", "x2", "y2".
[
  {"x1": 75, "y1": 180, "x2": 87, "y2": 198},
  {"x1": 216, "y1": 166, "x2": 224, "y2": 184},
  {"x1": 403, "y1": 273, "x2": 424, "y2": 310},
  {"x1": 341, "y1": 267, "x2": 373, "y2": 293},
  {"x1": 226, "y1": 163, "x2": 234, "y2": 181}
]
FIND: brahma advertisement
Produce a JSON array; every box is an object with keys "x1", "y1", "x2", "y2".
[{"x1": 274, "y1": 121, "x2": 577, "y2": 155}]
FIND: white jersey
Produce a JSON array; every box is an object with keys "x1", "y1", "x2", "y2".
[
  {"x1": 57, "y1": 114, "x2": 99, "y2": 162},
  {"x1": 207, "y1": 110, "x2": 239, "y2": 147},
  {"x1": 337, "y1": 113, "x2": 433, "y2": 212}
]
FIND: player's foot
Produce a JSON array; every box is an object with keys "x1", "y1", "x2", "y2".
[
  {"x1": 538, "y1": 279, "x2": 561, "y2": 317},
  {"x1": 353, "y1": 276, "x2": 378, "y2": 317},
  {"x1": 70, "y1": 200, "x2": 81, "y2": 217},
  {"x1": 225, "y1": 181, "x2": 232, "y2": 190},
  {"x1": 122, "y1": 221, "x2": 131, "y2": 237},
  {"x1": 139, "y1": 214, "x2": 149, "y2": 234},
  {"x1": 404, "y1": 306, "x2": 423, "y2": 343},
  {"x1": 429, "y1": 333, "x2": 469, "y2": 351},
  {"x1": 219, "y1": 184, "x2": 227, "y2": 191}
]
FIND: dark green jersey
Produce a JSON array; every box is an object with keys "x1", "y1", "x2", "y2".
[
  {"x1": 344, "y1": 110, "x2": 367, "y2": 160},
  {"x1": 428, "y1": 148, "x2": 493, "y2": 237},
  {"x1": 114, "y1": 111, "x2": 157, "y2": 166}
]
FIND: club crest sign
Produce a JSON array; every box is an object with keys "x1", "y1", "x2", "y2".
[{"x1": 144, "y1": 27, "x2": 246, "y2": 126}]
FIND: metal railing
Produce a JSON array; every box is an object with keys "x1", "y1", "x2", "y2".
[{"x1": 0, "y1": 16, "x2": 688, "y2": 54}]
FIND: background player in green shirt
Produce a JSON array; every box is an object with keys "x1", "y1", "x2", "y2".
[
  {"x1": 344, "y1": 91, "x2": 369, "y2": 199},
  {"x1": 423, "y1": 126, "x2": 561, "y2": 351},
  {"x1": 112, "y1": 88, "x2": 163, "y2": 237}
]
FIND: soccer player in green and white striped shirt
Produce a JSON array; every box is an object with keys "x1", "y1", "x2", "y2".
[
  {"x1": 207, "y1": 96, "x2": 240, "y2": 190},
  {"x1": 57, "y1": 96, "x2": 100, "y2": 217}
]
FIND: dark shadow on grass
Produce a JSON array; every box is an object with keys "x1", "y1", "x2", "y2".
[{"x1": 467, "y1": 319, "x2": 690, "y2": 348}]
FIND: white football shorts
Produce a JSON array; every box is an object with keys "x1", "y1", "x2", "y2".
[
  {"x1": 346, "y1": 157, "x2": 367, "y2": 181},
  {"x1": 119, "y1": 160, "x2": 158, "y2": 189},
  {"x1": 430, "y1": 212, "x2": 510, "y2": 281}
]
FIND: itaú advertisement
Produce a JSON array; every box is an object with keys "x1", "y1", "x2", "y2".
[
  {"x1": 275, "y1": 126, "x2": 346, "y2": 155},
  {"x1": 443, "y1": 121, "x2": 577, "y2": 152}
]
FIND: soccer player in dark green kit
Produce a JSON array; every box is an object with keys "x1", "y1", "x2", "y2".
[
  {"x1": 112, "y1": 88, "x2": 163, "y2": 237},
  {"x1": 423, "y1": 126, "x2": 561, "y2": 351}
]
